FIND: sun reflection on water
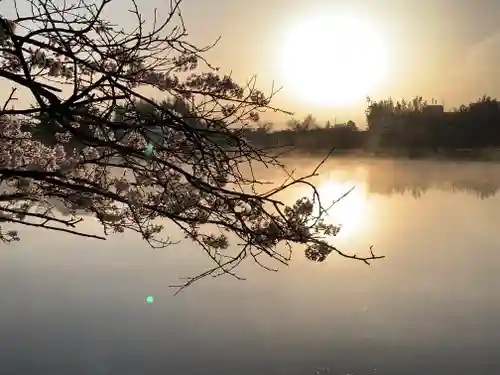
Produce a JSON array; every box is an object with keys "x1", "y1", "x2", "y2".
[{"x1": 315, "y1": 180, "x2": 369, "y2": 238}]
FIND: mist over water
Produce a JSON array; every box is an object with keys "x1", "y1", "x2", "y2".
[{"x1": 1, "y1": 157, "x2": 499, "y2": 375}]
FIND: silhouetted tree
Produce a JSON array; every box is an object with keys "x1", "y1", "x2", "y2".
[
  {"x1": 364, "y1": 95, "x2": 500, "y2": 153},
  {"x1": 0, "y1": 0, "x2": 383, "y2": 292},
  {"x1": 231, "y1": 95, "x2": 500, "y2": 157},
  {"x1": 256, "y1": 122, "x2": 274, "y2": 134},
  {"x1": 286, "y1": 114, "x2": 318, "y2": 131},
  {"x1": 345, "y1": 120, "x2": 357, "y2": 131}
]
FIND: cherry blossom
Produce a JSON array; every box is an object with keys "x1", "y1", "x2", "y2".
[{"x1": 0, "y1": 0, "x2": 383, "y2": 291}]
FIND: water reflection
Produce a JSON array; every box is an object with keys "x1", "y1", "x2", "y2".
[
  {"x1": 362, "y1": 159, "x2": 500, "y2": 199},
  {"x1": 269, "y1": 158, "x2": 500, "y2": 245},
  {"x1": 308, "y1": 179, "x2": 371, "y2": 240},
  {"x1": 1, "y1": 158, "x2": 499, "y2": 375},
  {"x1": 304, "y1": 157, "x2": 499, "y2": 194}
]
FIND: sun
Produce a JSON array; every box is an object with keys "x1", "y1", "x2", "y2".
[{"x1": 277, "y1": 13, "x2": 388, "y2": 107}]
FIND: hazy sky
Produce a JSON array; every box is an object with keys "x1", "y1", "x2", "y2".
[
  {"x1": 177, "y1": 0, "x2": 500, "y2": 125},
  {"x1": 3, "y1": 0, "x2": 500, "y2": 126}
]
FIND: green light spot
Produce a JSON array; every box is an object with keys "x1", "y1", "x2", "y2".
[
  {"x1": 145, "y1": 143, "x2": 154, "y2": 156},
  {"x1": 146, "y1": 296, "x2": 154, "y2": 303}
]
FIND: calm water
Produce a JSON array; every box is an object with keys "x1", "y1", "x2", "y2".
[{"x1": 1, "y1": 158, "x2": 499, "y2": 375}]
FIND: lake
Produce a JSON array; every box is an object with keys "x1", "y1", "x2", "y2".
[{"x1": 1, "y1": 157, "x2": 499, "y2": 375}]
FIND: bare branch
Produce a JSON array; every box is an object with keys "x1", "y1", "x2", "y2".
[{"x1": 0, "y1": 0, "x2": 383, "y2": 292}]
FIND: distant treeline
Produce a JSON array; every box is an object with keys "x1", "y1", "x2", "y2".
[
  {"x1": 22, "y1": 95, "x2": 500, "y2": 158},
  {"x1": 242, "y1": 96, "x2": 500, "y2": 156}
]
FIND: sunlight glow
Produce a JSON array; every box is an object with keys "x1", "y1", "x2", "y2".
[
  {"x1": 316, "y1": 180, "x2": 368, "y2": 238},
  {"x1": 278, "y1": 13, "x2": 388, "y2": 107}
]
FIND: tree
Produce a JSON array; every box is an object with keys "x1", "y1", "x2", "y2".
[
  {"x1": 301, "y1": 114, "x2": 318, "y2": 130},
  {"x1": 0, "y1": 0, "x2": 382, "y2": 292},
  {"x1": 286, "y1": 114, "x2": 317, "y2": 131},
  {"x1": 286, "y1": 118, "x2": 302, "y2": 131},
  {"x1": 345, "y1": 120, "x2": 357, "y2": 131},
  {"x1": 255, "y1": 122, "x2": 274, "y2": 134}
]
